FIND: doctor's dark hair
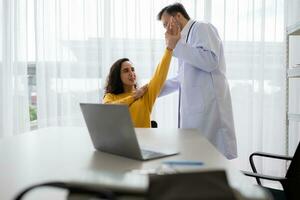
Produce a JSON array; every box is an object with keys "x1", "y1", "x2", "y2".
[
  {"x1": 157, "y1": 3, "x2": 190, "y2": 20},
  {"x1": 105, "y1": 58, "x2": 132, "y2": 95}
]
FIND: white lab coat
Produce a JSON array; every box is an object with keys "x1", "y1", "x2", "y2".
[{"x1": 160, "y1": 20, "x2": 237, "y2": 159}]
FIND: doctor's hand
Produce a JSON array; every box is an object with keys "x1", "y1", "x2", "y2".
[
  {"x1": 165, "y1": 17, "x2": 181, "y2": 50},
  {"x1": 133, "y1": 84, "x2": 148, "y2": 100}
]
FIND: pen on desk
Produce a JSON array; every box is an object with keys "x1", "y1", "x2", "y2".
[{"x1": 162, "y1": 160, "x2": 204, "y2": 166}]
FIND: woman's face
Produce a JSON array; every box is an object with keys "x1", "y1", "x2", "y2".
[{"x1": 120, "y1": 61, "x2": 136, "y2": 87}]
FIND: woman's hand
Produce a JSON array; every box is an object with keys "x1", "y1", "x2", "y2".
[
  {"x1": 133, "y1": 84, "x2": 148, "y2": 100},
  {"x1": 165, "y1": 17, "x2": 181, "y2": 50}
]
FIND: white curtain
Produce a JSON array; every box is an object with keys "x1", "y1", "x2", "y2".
[
  {"x1": 211, "y1": 0, "x2": 286, "y2": 185},
  {"x1": 34, "y1": 0, "x2": 286, "y2": 180},
  {"x1": 0, "y1": 0, "x2": 30, "y2": 137}
]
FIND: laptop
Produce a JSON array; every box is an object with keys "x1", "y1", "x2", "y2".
[{"x1": 80, "y1": 103, "x2": 179, "y2": 161}]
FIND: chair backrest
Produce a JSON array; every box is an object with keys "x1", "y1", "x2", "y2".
[
  {"x1": 16, "y1": 171, "x2": 238, "y2": 200},
  {"x1": 284, "y1": 142, "x2": 300, "y2": 200},
  {"x1": 150, "y1": 120, "x2": 158, "y2": 128}
]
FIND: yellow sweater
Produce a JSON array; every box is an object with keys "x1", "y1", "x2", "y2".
[{"x1": 103, "y1": 48, "x2": 172, "y2": 127}]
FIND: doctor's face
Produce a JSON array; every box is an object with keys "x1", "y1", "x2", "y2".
[
  {"x1": 120, "y1": 61, "x2": 136, "y2": 87},
  {"x1": 160, "y1": 12, "x2": 182, "y2": 30}
]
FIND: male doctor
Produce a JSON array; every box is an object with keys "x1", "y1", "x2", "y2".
[{"x1": 158, "y1": 3, "x2": 237, "y2": 159}]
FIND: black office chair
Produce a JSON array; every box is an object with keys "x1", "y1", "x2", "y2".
[
  {"x1": 150, "y1": 120, "x2": 157, "y2": 128},
  {"x1": 242, "y1": 142, "x2": 300, "y2": 200},
  {"x1": 14, "y1": 170, "x2": 236, "y2": 200}
]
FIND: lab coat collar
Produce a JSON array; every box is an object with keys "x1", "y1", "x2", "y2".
[{"x1": 181, "y1": 20, "x2": 194, "y2": 37}]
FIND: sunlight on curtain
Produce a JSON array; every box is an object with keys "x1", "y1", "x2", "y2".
[
  {"x1": 34, "y1": 0, "x2": 286, "y2": 183},
  {"x1": 35, "y1": 0, "x2": 103, "y2": 127},
  {"x1": 0, "y1": 0, "x2": 30, "y2": 137}
]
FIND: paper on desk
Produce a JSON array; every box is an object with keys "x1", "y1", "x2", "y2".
[{"x1": 160, "y1": 160, "x2": 205, "y2": 173}]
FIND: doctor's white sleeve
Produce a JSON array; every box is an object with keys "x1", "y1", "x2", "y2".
[
  {"x1": 159, "y1": 75, "x2": 180, "y2": 97},
  {"x1": 173, "y1": 24, "x2": 222, "y2": 73},
  {"x1": 174, "y1": 43, "x2": 219, "y2": 72}
]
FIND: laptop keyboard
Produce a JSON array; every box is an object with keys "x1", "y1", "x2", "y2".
[{"x1": 141, "y1": 149, "x2": 164, "y2": 158}]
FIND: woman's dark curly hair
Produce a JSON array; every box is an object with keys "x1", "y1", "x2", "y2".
[{"x1": 104, "y1": 58, "x2": 136, "y2": 95}]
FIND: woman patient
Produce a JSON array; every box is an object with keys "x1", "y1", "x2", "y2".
[{"x1": 103, "y1": 19, "x2": 180, "y2": 128}]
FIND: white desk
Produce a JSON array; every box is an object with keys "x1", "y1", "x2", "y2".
[{"x1": 0, "y1": 127, "x2": 268, "y2": 200}]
